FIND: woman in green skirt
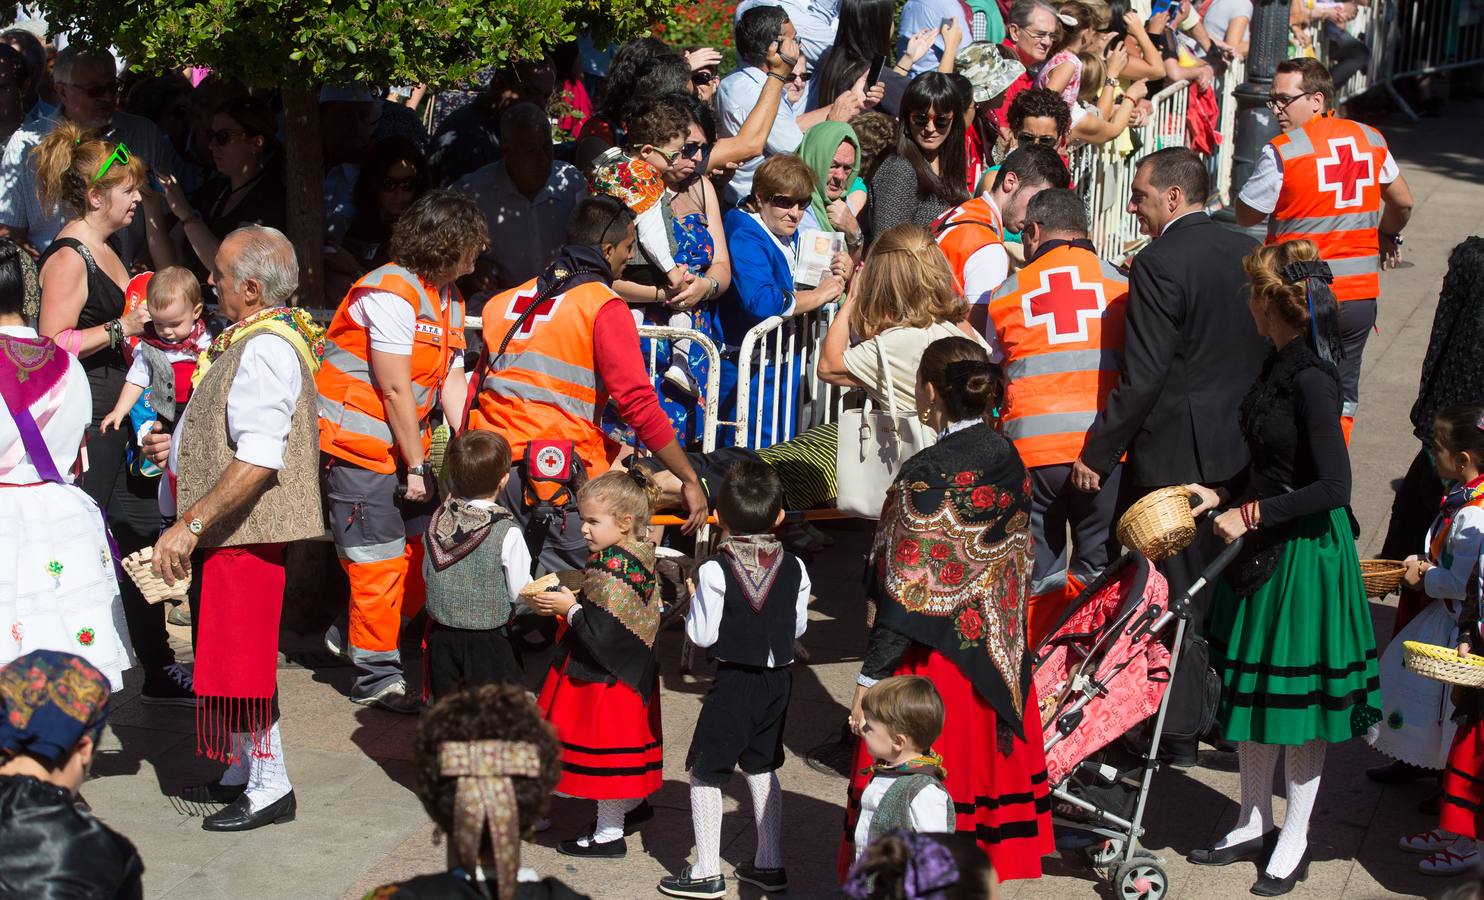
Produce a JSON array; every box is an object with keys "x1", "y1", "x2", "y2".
[{"x1": 1182, "y1": 239, "x2": 1381, "y2": 897}]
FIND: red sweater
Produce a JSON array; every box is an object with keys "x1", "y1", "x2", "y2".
[{"x1": 592, "y1": 299, "x2": 676, "y2": 452}]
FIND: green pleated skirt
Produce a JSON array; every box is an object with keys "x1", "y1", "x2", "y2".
[{"x1": 1207, "y1": 507, "x2": 1382, "y2": 745}]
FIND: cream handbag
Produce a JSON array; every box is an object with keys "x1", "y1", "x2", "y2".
[{"x1": 834, "y1": 340, "x2": 932, "y2": 519}]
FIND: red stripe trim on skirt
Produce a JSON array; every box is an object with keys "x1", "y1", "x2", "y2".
[{"x1": 1442, "y1": 719, "x2": 1484, "y2": 840}]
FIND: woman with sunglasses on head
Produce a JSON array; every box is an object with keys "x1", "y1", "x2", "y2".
[
  {"x1": 869, "y1": 73, "x2": 969, "y2": 238},
  {"x1": 31, "y1": 122, "x2": 190, "y2": 706},
  {"x1": 324, "y1": 137, "x2": 430, "y2": 304}
]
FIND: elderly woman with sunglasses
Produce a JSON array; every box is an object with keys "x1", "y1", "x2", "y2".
[{"x1": 868, "y1": 73, "x2": 970, "y2": 238}]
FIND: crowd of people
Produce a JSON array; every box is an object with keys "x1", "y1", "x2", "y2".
[{"x1": 2, "y1": 0, "x2": 1479, "y2": 897}]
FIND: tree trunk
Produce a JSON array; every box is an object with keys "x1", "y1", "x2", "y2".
[{"x1": 280, "y1": 88, "x2": 325, "y2": 308}]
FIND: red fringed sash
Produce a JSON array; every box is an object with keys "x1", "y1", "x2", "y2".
[{"x1": 193, "y1": 544, "x2": 285, "y2": 762}]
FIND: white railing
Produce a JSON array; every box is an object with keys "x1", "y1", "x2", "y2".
[
  {"x1": 1211, "y1": 55, "x2": 1245, "y2": 207},
  {"x1": 728, "y1": 304, "x2": 841, "y2": 450},
  {"x1": 635, "y1": 325, "x2": 724, "y2": 454}
]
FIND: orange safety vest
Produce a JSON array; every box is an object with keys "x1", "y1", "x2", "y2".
[
  {"x1": 316, "y1": 264, "x2": 466, "y2": 474},
  {"x1": 987, "y1": 243, "x2": 1127, "y2": 469},
  {"x1": 1267, "y1": 114, "x2": 1389, "y2": 302},
  {"x1": 933, "y1": 195, "x2": 1005, "y2": 296},
  {"x1": 468, "y1": 276, "x2": 615, "y2": 474}
]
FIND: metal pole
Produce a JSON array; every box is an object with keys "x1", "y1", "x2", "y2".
[{"x1": 1226, "y1": 0, "x2": 1291, "y2": 210}]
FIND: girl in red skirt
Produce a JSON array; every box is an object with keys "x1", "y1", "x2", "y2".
[
  {"x1": 529, "y1": 471, "x2": 664, "y2": 859},
  {"x1": 843, "y1": 338, "x2": 1054, "y2": 882}
]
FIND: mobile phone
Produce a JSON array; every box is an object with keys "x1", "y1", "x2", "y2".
[
  {"x1": 940, "y1": 16, "x2": 955, "y2": 33},
  {"x1": 866, "y1": 55, "x2": 886, "y2": 86},
  {"x1": 1149, "y1": 0, "x2": 1176, "y2": 16}
]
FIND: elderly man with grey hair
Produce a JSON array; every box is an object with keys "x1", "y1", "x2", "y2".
[
  {"x1": 985, "y1": 0, "x2": 1061, "y2": 133},
  {"x1": 0, "y1": 44, "x2": 179, "y2": 257},
  {"x1": 144, "y1": 225, "x2": 325, "y2": 832}
]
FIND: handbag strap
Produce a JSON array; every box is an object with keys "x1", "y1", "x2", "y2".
[{"x1": 875, "y1": 336, "x2": 900, "y2": 416}]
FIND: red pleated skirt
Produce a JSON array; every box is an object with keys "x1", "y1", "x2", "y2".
[
  {"x1": 839, "y1": 645, "x2": 1054, "y2": 882},
  {"x1": 1441, "y1": 718, "x2": 1484, "y2": 839},
  {"x1": 537, "y1": 657, "x2": 663, "y2": 801}
]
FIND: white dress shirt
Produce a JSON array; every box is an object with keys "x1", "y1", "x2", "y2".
[
  {"x1": 853, "y1": 774, "x2": 955, "y2": 860},
  {"x1": 734, "y1": 0, "x2": 842, "y2": 64},
  {"x1": 0, "y1": 325, "x2": 90, "y2": 484},
  {"x1": 685, "y1": 556, "x2": 811, "y2": 667},
  {"x1": 452, "y1": 159, "x2": 587, "y2": 293},
  {"x1": 716, "y1": 67, "x2": 810, "y2": 206}
]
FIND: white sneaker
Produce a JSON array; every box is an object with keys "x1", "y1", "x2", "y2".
[
  {"x1": 663, "y1": 364, "x2": 699, "y2": 399},
  {"x1": 1419, "y1": 838, "x2": 1479, "y2": 875},
  {"x1": 1400, "y1": 828, "x2": 1458, "y2": 854}
]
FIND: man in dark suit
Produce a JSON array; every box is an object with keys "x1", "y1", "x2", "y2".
[{"x1": 1071, "y1": 147, "x2": 1268, "y2": 765}]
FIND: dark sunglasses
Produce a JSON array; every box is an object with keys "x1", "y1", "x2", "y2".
[
  {"x1": 680, "y1": 141, "x2": 707, "y2": 159},
  {"x1": 910, "y1": 112, "x2": 954, "y2": 131},
  {"x1": 785, "y1": 70, "x2": 809, "y2": 85},
  {"x1": 1016, "y1": 132, "x2": 1059, "y2": 147},
  {"x1": 766, "y1": 194, "x2": 809, "y2": 211},
  {"x1": 381, "y1": 175, "x2": 419, "y2": 191},
  {"x1": 691, "y1": 70, "x2": 716, "y2": 87},
  {"x1": 207, "y1": 128, "x2": 247, "y2": 147},
  {"x1": 65, "y1": 79, "x2": 116, "y2": 99}
]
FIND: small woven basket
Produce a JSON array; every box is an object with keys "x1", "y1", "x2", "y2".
[
  {"x1": 1116, "y1": 486, "x2": 1196, "y2": 562},
  {"x1": 1403, "y1": 641, "x2": 1484, "y2": 688},
  {"x1": 1359, "y1": 559, "x2": 1406, "y2": 598},
  {"x1": 120, "y1": 546, "x2": 190, "y2": 605},
  {"x1": 554, "y1": 570, "x2": 585, "y2": 593}
]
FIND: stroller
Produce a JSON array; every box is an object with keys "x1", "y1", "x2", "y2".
[{"x1": 1031, "y1": 535, "x2": 1244, "y2": 900}]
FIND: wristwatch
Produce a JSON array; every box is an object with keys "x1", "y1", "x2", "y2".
[
  {"x1": 407, "y1": 463, "x2": 429, "y2": 477},
  {"x1": 1381, "y1": 230, "x2": 1404, "y2": 246},
  {"x1": 187, "y1": 516, "x2": 205, "y2": 536},
  {"x1": 844, "y1": 228, "x2": 864, "y2": 250}
]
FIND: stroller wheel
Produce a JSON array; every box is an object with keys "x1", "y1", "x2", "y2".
[
  {"x1": 1111, "y1": 860, "x2": 1168, "y2": 900},
  {"x1": 1085, "y1": 838, "x2": 1126, "y2": 867}
]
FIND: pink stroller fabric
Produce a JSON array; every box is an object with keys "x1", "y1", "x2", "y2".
[{"x1": 1033, "y1": 558, "x2": 1171, "y2": 786}]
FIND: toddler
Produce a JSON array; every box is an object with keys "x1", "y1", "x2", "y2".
[
  {"x1": 422, "y1": 430, "x2": 533, "y2": 702},
  {"x1": 854, "y1": 675, "x2": 955, "y2": 861},
  {"x1": 100, "y1": 266, "x2": 210, "y2": 438}
]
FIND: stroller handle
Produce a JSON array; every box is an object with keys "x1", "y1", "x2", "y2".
[{"x1": 1152, "y1": 512, "x2": 1245, "y2": 632}]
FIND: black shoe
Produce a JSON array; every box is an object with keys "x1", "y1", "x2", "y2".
[
  {"x1": 141, "y1": 663, "x2": 197, "y2": 707},
  {"x1": 1188, "y1": 831, "x2": 1278, "y2": 867},
  {"x1": 1367, "y1": 760, "x2": 1433, "y2": 784},
  {"x1": 1161, "y1": 750, "x2": 1199, "y2": 769},
  {"x1": 202, "y1": 791, "x2": 296, "y2": 832},
  {"x1": 1251, "y1": 854, "x2": 1310, "y2": 896},
  {"x1": 658, "y1": 868, "x2": 726, "y2": 899},
  {"x1": 734, "y1": 862, "x2": 788, "y2": 892},
  {"x1": 557, "y1": 835, "x2": 627, "y2": 858},
  {"x1": 350, "y1": 680, "x2": 421, "y2": 715},
  {"x1": 581, "y1": 799, "x2": 654, "y2": 837},
  {"x1": 186, "y1": 780, "x2": 247, "y2": 804}
]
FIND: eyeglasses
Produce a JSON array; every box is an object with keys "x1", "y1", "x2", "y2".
[
  {"x1": 680, "y1": 141, "x2": 707, "y2": 159},
  {"x1": 691, "y1": 70, "x2": 716, "y2": 87},
  {"x1": 1016, "y1": 132, "x2": 1059, "y2": 147},
  {"x1": 206, "y1": 128, "x2": 247, "y2": 147},
  {"x1": 63, "y1": 78, "x2": 117, "y2": 99},
  {"x1": 93, "y1": 142, "x2": 131, "y2": 183},
  {"x1": 909, "y1": 112, "x2": 954, "y2": 131},
  {"x1": 1265, "y1": 91, "x2": 1315, "y2": 111},
  {"x1": 651, "y1": 146, "x2": 684, "y2": 164},
  {"x1": 1022, "y1": 27, "x2": 1057, "y2": 41},
  {"x1": 381, "y1": 176, "x2": 419, "y2": 192},
  {"x1": 766, "y1": 194, "x2": 809, "y2": 210}
]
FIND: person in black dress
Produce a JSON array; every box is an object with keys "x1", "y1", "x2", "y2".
[{"x1": 33, "y1": 122, "x2": 191, "y2": 705}]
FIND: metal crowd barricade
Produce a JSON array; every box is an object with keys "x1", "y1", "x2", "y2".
[
  {"x1": 728, "y1": 304, "x2": 842, "y2": 450},
  {"x1": 1211, "y1": 55, "x2": 1246, "y2": 207}
]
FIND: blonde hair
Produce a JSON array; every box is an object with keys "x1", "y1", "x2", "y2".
[
  {"x1": 1078, "y1": 51, "x2": 1106, "y2": 104},
  {"x1": 32, "y1": 120, "x2": 146, "y2": 219},
  {"x1": 146, "y1": 266, "x2": 202, "y2": 314},
  {"x1": 850, "y1": 223, "x2": 967, "y2": 338},
  {"x1": 576, "y1": 470, "x2": 658, "y2": 534},
  {"x1": 1242, "y1": 239, "x2": 1323, "y2": 332}
]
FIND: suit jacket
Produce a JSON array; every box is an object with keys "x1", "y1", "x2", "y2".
[{"x1": 1080, "y1": 212, "x2": 1267, "y2": 488}]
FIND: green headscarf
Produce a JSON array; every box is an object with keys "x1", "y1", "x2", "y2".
[{"x1": 796, "y1": 122, "x2": 860, "y2": 233}]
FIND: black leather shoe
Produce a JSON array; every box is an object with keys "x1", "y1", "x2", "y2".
[
  {"x1": 557, "y1": 836, "x2": 626, "y2": 858},
  {"x1": 202, "y1": 791, "x2": 296, "y2": 832},
  {"x1": 658, "y1": 868, "x2": 726, "y2": 899},
  {"x1": 186, "y1": 780, "x2": 246, "y2": 804},
  {"x1": 1251, "y1": 854, "x2": 1310, "y2": 896},
  {"x1": 1188, "y1": 831, "x2": 1278, "y2": 867}
]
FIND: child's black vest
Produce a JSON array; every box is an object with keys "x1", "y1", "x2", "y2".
[{"x1": 714, "y1": 554, "x2": 802, "y2": 667}]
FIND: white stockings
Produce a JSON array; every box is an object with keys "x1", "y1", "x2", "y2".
[{"x1": 1214, "y1": 739, "x2": 1325, "y2": 880}]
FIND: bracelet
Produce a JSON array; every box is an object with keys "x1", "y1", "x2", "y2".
[
  {"x1": 1105, "y1": 77, "x2": 1119, "y2": 87},
  {"x1": 766, "y1": 71, "x2": 789, "y2": 84},
  {"x1": 105, "y1": 318, "x2": 123, "y2": 349},
  {"x1": 892, "y1": 64, "x2": 910, "y2": 75},
  {"x1": 704, "y1": 275, "x2": 719, "y2": 299}
]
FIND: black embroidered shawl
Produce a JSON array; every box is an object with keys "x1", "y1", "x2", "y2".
[
  {"x1": 869, "y1": 423, "x2": 1034, "y2": 737},
  {"x1": 554, "y1": 541, "x2": 661, "y2": 702}
]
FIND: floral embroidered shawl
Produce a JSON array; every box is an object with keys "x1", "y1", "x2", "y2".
[
  {"x1": 557, "y1": 540, "x2": 662, "y2": 701},
  {"x1": 869, "y1": 423, "x2": 1034, "y2": 737}
]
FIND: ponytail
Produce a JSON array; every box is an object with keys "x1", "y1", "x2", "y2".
[{"x1": 31, "y1": 120, "x2": 146, "y2": 219}]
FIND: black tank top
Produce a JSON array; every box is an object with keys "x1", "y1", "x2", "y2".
[{"x1": 38, "y1": 237, "x2": 128, "y2": 423}]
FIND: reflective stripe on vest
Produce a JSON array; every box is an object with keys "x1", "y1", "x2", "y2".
[
  {"x1": 934, "y1": 196, "x2": 1004, "y2": 297},
  {"x1": 1002, "y1": 410, "x2": 1100, "y2": 441}
]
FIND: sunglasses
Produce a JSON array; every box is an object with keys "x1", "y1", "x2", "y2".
[
  {"x1": 910, "y1": 112, "x2": 954, "y2": 131},
  {"x1": 206, "y1": 128, "x2": 247, "y2": 147},
  {"x1": 1016, "y1": 132, "x2": 1059, "y2": 147},
  {"x1": 65, "y1": 79, "x2": 117, "y2": 99},
  {"x1": 94, "y1": 143, "x2": 131, "y2": 183},
  {"x1": 651, "y1": 145, "x2": 684, "y2": 164},
  {"x1": 1265, "y1": 91, "x2": 1315, "y2": 111},
  {"x1": 691, "y1": 70, "x2": 716, "y2": 87},
  {"x1": 786, "y1": 71, "x2": 809, "y2": 85},
  {"x1": 680, "y1": 141, "x2": 707, "y2": 159},
  {"x1": 382, "y1": 175, "x2": 419, "y2": 191},
  {"x1": 766, "y1": 194, "x2": 809, "y2": 211}
]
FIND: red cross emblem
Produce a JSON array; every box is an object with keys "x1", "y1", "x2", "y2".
[
  {"x1": 504, "y1": 288, "x2": 560, "y2": 339},
  {"x1": 1021, "y1": 267, "x2": 1107, "y2": 345},
  {"x1": 1315, "y1": 136, "x2": 1375, "y2": 209}
]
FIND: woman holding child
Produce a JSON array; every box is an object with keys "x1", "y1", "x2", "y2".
[{"x1": 844, "y1": 336, "x2": 1054, "y2": 881}]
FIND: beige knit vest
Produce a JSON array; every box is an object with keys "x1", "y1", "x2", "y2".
[{"x1": 176, "y1": 330, "x2": 323, "y2": 548}]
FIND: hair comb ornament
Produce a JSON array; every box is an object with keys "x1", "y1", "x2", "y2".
[
  {"x1": 1279, "y1": 259, "x2": 1333, "y2": 285},
  {"x1": 1476, "y1": 413, "x2": 1484, "y2": 433},
  {"x1": 439, "y1": 740, "x2": 542, "y2": 900}
]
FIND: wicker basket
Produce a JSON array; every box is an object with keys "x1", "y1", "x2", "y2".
[
  {"x1": 1116, "y1": 486, "x2": 1196, "y2": 562},
  {"x1": 1403, "y1": 641, "x2": 1484, "y2": 688},
  {"x1": 120, "y1": 547, "x2": 189, "y2": 605},
  {"x1": 1359, "y1": 559, "x2": 1406, "y2": 598}
]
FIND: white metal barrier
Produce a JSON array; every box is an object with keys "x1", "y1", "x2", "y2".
[{"x1": 729, "y1": 304, "x2": 842, "y2": 450}]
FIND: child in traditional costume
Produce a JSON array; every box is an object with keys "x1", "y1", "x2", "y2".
[
  {"x1": 99, "y1": 267, "x2": 211, "y2": 439},
  {"x1": 853, "y1": 676, "x2": 954, "y2": 862},
  {"x1": 1386, "y1": 405, "x2": 1484, "y2": 875},
  {"x1": 529, "y1": 471, "x2": 663, "y2": 859},
  {"x1": 422, "y1": 430, "x2": 533, "y2": 702},
  {"x1": 658, "y1": 460, "x2": 810, "y2": 899}
]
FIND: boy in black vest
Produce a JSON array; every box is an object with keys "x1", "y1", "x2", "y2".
[
  {"x1": 658, "y1": 461, "x2": 810, "y2": 900},
  {"x1": 422, "y1": 429, "x2": 533, "y2": 701}
]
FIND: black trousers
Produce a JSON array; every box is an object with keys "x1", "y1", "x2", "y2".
[
  {"x1": 1337, "y1": 299, "x2": 1377, "y2": 420},
  {"x1": 1380, "y1": 446, "x2": 1446, "y2": 635},
  {"x1": 1324, "y1": 21, "x2": 1371, "y2": 90}
]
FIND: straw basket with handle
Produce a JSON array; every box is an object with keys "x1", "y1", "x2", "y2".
[
  {"x1": 1358, "y1": 559, "x2": 1406, "y2": 598},
  {"x1": 1403, "y1": 641, "x2": 1484, "y2": 689},
  {"x1": 120, "y1": 546, "x2": 190, "y2": 605},
  {"x1": 1116, "y1": 486, "x2": 1197, "y2": 562}
]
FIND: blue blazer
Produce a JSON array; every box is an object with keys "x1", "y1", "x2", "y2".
[{"x1": 714, "y1": 207, "x2": 795, "y2": 348}]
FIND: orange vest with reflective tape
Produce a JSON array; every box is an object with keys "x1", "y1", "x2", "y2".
[
  {"x1": 1267, "y1": 114, "x2": 1388, "y2": 302},
  {"x1": 987, "y1": 244, "x2": 1127, "y2": 469},
  {"x1": 316, "y1": 264, "x2": 466, "y2": 474},
  {"x1": 468, "y1": 277, "x2": 614, "y2": 474},
  {"x1": 933, "y1": 196, "x2": 1004, "y2": 295}
]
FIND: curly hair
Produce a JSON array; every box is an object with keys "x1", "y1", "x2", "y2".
[
  {"x1": 625, "y1": 94, "x2": 692, "y2": 150},
  {"x1": 414, "y1": 685, "x2": 562, "y2": 841},
  {"x1": 32, "y1": 120, "x2": 146, "y2": 219},
  {"x1": 1007, "y1": 86, "x2": 1072, "y2": 137},
  {"x1": 851, "y1": 223, "x2": 968, "y2": 338},
  {"x1": 388, "y1": 189, "x2": 488, "y2": 283}
]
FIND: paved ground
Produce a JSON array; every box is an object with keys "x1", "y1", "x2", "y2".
[{"x1": 85, "y1": 99, "x2": 1484, "y2": 900}]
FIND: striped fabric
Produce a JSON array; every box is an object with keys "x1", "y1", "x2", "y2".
[{"x1": 756, "y1": 422, "x2": 840, "y2": 510}]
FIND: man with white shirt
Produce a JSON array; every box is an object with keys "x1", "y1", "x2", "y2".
[
  {"x1": 733, "y1": 0, "x2": 841, "y2": 65},
  {"x1": 453, "y1": 102, "x2": 586, "y2": 297},
  {"x1": 0, "y1": 45, "x2": 178, "y2": 260},
  {"x1": 147, "y1": 226, "x2": 324, "y2": 832}
]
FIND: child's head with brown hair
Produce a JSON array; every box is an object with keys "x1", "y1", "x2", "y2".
[
  {"x1": 849, "y1": 831, "x2": 999, "y2": 900},
  {"x1": 575, "y1": 470, "x2": 658, "y2": 552},
  {"x1": 144, "y1": 267, "x2": 203, "y2": 344},
  {"x1": 860, "y1": 675, "x2": 946, "y2": 763},
  {"x1": 1052, "y1": 1, "x2": 1095, "y2": 55},
  {"x1": 715, "y1": 459, "x2": 785, "y2": 536},
  {"x1": 1077, "y1": 50, "x2": 1106, "y2": 104},
  {"x1": 31, "y1": 120, "x2": 147, "y2": 225},
  {"x1": 447, "y1": 430, "x2": 512, "y2": 501},
  {"x1": 1432, "y1": 405, "x2": 1484, "y2": 484}
]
